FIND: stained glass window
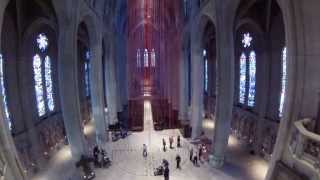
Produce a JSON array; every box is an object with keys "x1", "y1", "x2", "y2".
[
  {"x1": 247, "y1": 51, "x2": 256, "y2": 107},
  {"x1": 279, "y1": 47, "x2": 287, "y2": 117},
  {"x1": 45, "y1": 56, "x2": 54, "y2": 111},
  {"x1": 0, "y1": 54, "x2": 11, "y2": 130},
  {"x1": 144, "y1": 49, "x2": 148, "y2": 67},
  {"x1": 239, "y1": 53, "x2": 247, "y2": 104},
  {"x1": 203, "y1": 50, "x2": 208, "y2": 93},
  {"x1": 85, "y1": 50, "x2": 90, "y2": 97},
  {"x1": 33, "y1": 54, "x2": 46, "y2": 116},
  {"x1": 242, "y1": 33, "x2": 252, "y2": 48},
  {"x1": 33, "y1": 33, "x2": 55, "y2": 117},
  {"x1": 151, "y1": 49, "x2": 156, "y2": 67},
  {"x1": 37, "y1": 33, "x2": 49, "y2": 52},
  {"x1": 137, "y1": 49, "x2": 141, "y2": 68}
]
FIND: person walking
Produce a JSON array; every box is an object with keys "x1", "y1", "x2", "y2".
[
  {"x1": 177, "y1": 136, "x2": 181, "y2": 148},
  {"x1": 193, "y1": 155, "x2": 198, "y2": 166},
  {"x1": 164, "y1": 164, "x2": 170, "y2": 180},
  {"x1": 189, "y1": 148, "x2": 193, "y2": 161},
  {"x1": 143, "y1": 144, "x2": 148, "y2": 158},
  {"x1": 176, "y1": 154, "x2": 181, "y2": 169},
  {"x1": 198, "y1": 144, "x2": 203, "y2": 162},
  {"x1": 169, "y1": 136, "x2": 174, "y2": 149},
  {"x1": 162, "y1": 138, "x2": 166, "y2": 152}
]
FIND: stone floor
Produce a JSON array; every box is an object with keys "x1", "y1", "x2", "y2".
[{"x1": 31, "y1": 101, "x2": 268, "y2": 180}]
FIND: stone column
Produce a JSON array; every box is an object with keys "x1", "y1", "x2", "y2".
[
  {"x1": 0, "y1": 118, "x2": 26, "y2": 180},
  {"x1": 18, "y1": 56, "x2": 44, "y2": 168},
  {"x1": 255, "y1": 45, "x2": 270, "y2": 153},
  {"x1": 89, "y1": 24, "x2": 107, "y2": 146},
  {"x1": 179, "y1": 46, "x2": 189, "y2": 124},
  {"x1": 104, "y1": 35, "x2": 118, "y2": 125},
  {"x1": 58, "y1": 22, "x2": 87, "y2": 160},
  {"x1": 190, "y1": 38, "x2": 204, "y2": 139},
  {"x1": 209, "y1": 3, "x2": 235, "y2": 168}
]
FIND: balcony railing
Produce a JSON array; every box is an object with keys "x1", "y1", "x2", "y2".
[{"x1": 290, "y1": 118, "x2": 320, "y2": 174}]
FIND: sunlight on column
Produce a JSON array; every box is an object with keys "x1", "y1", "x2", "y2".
[
  {"x1": 228, "y1": 135, "x2": 240, "y2": 148},
  {"x1": 83, "y1": 122, "x2": 95, "y2": 136},
  {"x1": 54, "y1": 146, "x2": 72, "y2": 164},
  {"x1": 250, "y1": 159, "x2": 268, "y2": 180},
  {"x1": 202, "y1": 119, "x2": 215, "y2": 130}
]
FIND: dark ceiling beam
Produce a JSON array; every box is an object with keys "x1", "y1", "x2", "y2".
[
  {"x1": 265, "y1": 0, "x2": 272, "y2": 33},
  {"x1": 238, "y1": 0, "x2": 258, "y2": 18}
]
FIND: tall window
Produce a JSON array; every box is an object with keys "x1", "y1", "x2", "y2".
[
  {"x1": 184, "y1": 0, "x2": 188, "y2": 17},
  {"x1": 33, "y1": 33, "x2": 55, "y2": 117},
  {"x1": 203, "y1": 49, "x2": 208, "y2": 93},
  {"x1": 144, "y1": 49, "x2": 148, "y2": 67},
  {"x1": 0, "y1": 54, "x2": 11, "y2": 130},
  {"x1": 248, "y1": 51, "x2": 256, "y2": 107},
  {"x1": 239, "y1": 32, "x2": 256, "y2": 107},
  {"x1": 239, "y1": 53, "x2": 247, "y2": 104},
  {"x1": 151, "y1": 49, "x2": 156, "y2": 67},
  {"x1": 279, "y1": 47, "x2": 287, "y2": 117},
  {"x1": 85, "y1": 50, "x2": 90, "y2": 97},
  {"x1": 136, "y1": 49, "x2": 141, "y2": 68},
  {"x1": 45, "y1": 56, "x2": 54, "y2": 111}
]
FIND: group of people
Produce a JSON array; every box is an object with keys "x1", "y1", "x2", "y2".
[
  {"x1": 189, "y1": 144, "x2": 206, "y2": 166},
  {"x1": 162, "y1": 135, "x2": 181, "y2": 152},
  {"x1": 93, "y1": 145, "x2": 111, "y2": 168}
]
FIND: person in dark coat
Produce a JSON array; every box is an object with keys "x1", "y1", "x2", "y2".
[
  {"x1": 189, "y1": 148, "x2": 193, "y2": 161},
  {"x1": 193, "y1": 155, "x2": 198, "y2": 166},
  {"x1": 177, "y1": 136, "x2": 181, "y2": 148},
  {"x1": 162, "y1": 138, "x2": 166, "y2": 152},
  {"x1": 176, "y1": 155, "x2": 181, "y2": 169},
  {"x1": 164, "y1": 165, "x2": 170, "y2": 180},
  {"x1": 169, "y1": 136, "x2": 174, "y2": 149},
  {"x1": 93, "y1": 145, "x2": 100, "y2": 167},
  {"x1": 198, "y1": 144, "x2": 203, "y2": 162},
  {"x1": 143, "y1": 144, "x2": 148, "y2": 157}
]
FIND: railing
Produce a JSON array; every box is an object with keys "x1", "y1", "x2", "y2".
[{"x1": 290, "y1": 118, "x2": 320, "y2": 172}]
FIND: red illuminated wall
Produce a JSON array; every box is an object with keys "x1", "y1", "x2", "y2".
[{"x1": 127, "y1": 0, "x2": 183, "y2": 130}]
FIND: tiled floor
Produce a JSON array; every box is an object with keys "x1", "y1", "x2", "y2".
[{"x1": 31, "y1": 101, "x2": 268, "y2": 180}]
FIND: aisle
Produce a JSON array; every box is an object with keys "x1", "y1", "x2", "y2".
[{"x1": 31, "y1": 101, "x2": 268, "y2": 180}]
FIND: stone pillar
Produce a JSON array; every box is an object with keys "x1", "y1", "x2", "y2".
[
  {"x1": 0, "y1": 119, "x2": 26, "y2": 180},
  {"x1": 190, "y1": 39, "x2": 204, "y2": 139},
  {"x1": 179, "y1": 46, "x2": 189, "y2": 124},
  {"x1": 104, "y1": 35, "x2": 118, "y2": 125},
  {"x1": 18, "y1": 56, "x2": 44, "y2": 168},
  {"x1": 255, "y1": 45, "x2": 270, "y2": 153},
  {"x1": 89, "y1": 24, "x2": 107, "y2": 146},
  {"x1": 58, "y1": 22, "x2": 87, "y2": 160},
  {"x1": 209, "y1": 3, "x2": 235, "y2": 168}
]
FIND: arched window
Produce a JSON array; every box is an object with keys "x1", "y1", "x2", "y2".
[
  {"x1": 33, "y1": 33, "x2": 55, "y2": 117},
  {"x1": 45, "y1": 56, "x2": 54, "y2": 111},
  {"x1": 279, "y1": 47, "x2": 287, "y2": 117},
  {"x1": 151, "y1": 49, "x2": 156, "y2": 67},
  {"x1": 137, "y1": 49, "x2": 141, "y2": 68},
  {"x1": 0, "y1": 54, "x2": 11, "y2": 130},
  {"x1": 144, "y1": 49, "x2": 148, "y2": 67},
  {"x1": 203, "y1": 49, "x2": 208, "y2": 93},
  {"x1": 247, "y1": 51, "x2": 256, "y2": 107},
  {"x1": 85, "y1": 50, "x2": 90, "y2": 97},
  {"x1": 239, "y1": 53, "x2": 247, "y2": 104}
]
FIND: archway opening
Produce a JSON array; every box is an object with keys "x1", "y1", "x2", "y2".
[{"x1": 231, "y1": 0, "x2": 286, "y2": 179}]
